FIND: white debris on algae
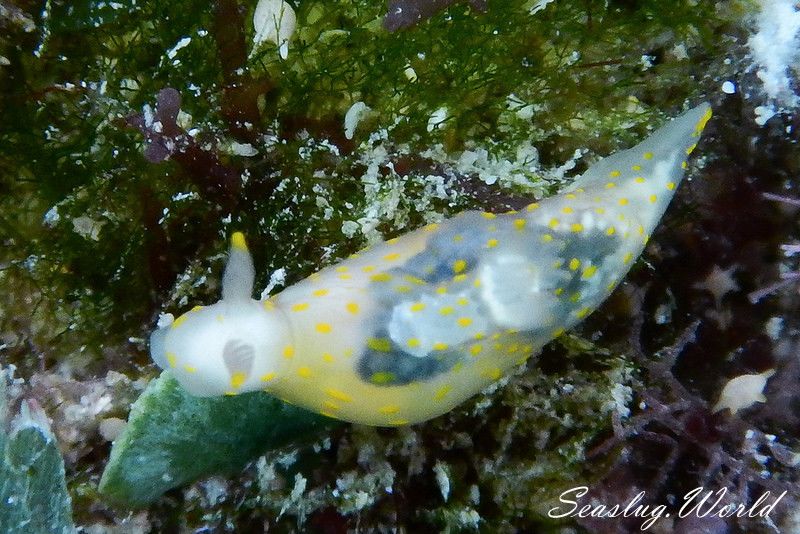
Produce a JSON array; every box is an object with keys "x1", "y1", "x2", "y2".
[
  {"x1": 252, "y1": 0, "x2": 296, "y2": 60},
  {"x1": 713, "y1": 369, "x2": 776, "y2": 414}
]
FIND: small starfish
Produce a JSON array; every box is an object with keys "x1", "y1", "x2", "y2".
[{"x1": 694, "y1": 264, "x2": 739, "y2": 308}]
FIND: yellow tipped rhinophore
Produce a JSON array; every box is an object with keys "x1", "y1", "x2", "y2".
[
  {"x1": 151, "y1": 104, "x2": 713, "y2": 426},
  {"x1": 231, "y1": 232, "x2": 248, "y2": 251}
]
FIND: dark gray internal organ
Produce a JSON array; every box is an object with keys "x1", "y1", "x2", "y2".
[
  {"x1": 355, "y1": 213, "x2": 623, "y2": 386},
  {"x1": 356, "y1": 324, "x2": 465, "y2": 385},
  {"x1": 402, "y1": 220, "x2": 491, "y2": 284}
]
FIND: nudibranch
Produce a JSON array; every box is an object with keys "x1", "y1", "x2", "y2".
[{"x1": 150, "y1": 104, "x2": 712, "y2": 426}]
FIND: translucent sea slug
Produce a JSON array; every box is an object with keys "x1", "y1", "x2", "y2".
[{"x1": 150, "y1": 104, "x2": 712, "y2": 426}]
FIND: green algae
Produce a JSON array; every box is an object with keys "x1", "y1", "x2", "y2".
[
  {"x1": 99, "y1": 370, "x2": 337, "y2": 507},
  {"x1": 0, "y1": 373, "x2": 75, "y2": 534}
]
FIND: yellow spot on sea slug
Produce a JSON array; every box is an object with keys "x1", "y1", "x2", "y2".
[
  {"x1": 582, "y1": 265, "x2": 598, "y2": 279},
  {"x1": 291, "y1": 302, "x2": 309, "y2": 312},
  {"x1": 322, "y1": 401, "x2": 339, "y2": 412},
  {"x1": 457, "y1": 317, "x2": 473, "y2": 327},
  {"x1": 514, "y1": 219, "x2": 526, "y2": 230},
  {"x1": 606, "y1": 226, "x2": 616, "y2": 236},
  {"x1": 231, "y1": 232, "x2": 247, "y2": 251},
  {"x1": 541, "y1": 234, "x2": 553, "y2": 243},
  {"x1": 649, "y1": 194, "x2": 657, "y2": 203},
  {"x1": 361, "y1": 265, "x2": 376, "y2": 272},
  {"x1": 172, "y1": 314, "x2": 189, "y2": 329},
  {"x1": 283, "y1": 345, "x2": 295, "y2": 358},
  {"x1": 326, "y1": 388, "x2": 353, "y2": 402},
  {"x1": 481, "y1": 212, "x2": 496, "y2": 219},
  {"x1": 570, "y1": 223, "x2": 584, "y2": 233},
  {"x1": 526, "y1": 203, "x2": 540, "y2": 211},
  {"x1": 322, "y1": 353, "x2": 335, "y2": 363},
  {"x1": 368, "y1": 337, "x2": 392, "y2": 352},
  {"x1": 312, "y1": 288, "x2": 329, "y2": 297},
  {"x1": 434, "y1": 385, "x2": 452, "y2": 400},
  {"x1": 260, "y1": 372, "x2": 276, "y2": 382},
  {"x1": 230, "y1": 372, "x2": 247, "y2": 389},
  {"x1": 439, "y1": 306, "x2": 454, "y2": 316},
  {"x1": 569, "y1": 258, "x2": 581, "y2": 271},
  {"x1": 404, "y1": 274, "x2": 425, "y2": 285},
  {"x1": 410, "y1": 302, "x2": 426, "y2": 312},
  {"x1": 433, "y1": 342, "x2": 449, "y2": 351},
  {"x1": 166, "y1": 352, "x2": 177, "y2": 368},
  {"x1": 470, "y1": 344, "x2": 483, "y2": 356},
  {"x1": 618, "y1": 198, "x2": 629, "y2": 206},
  {"x1": 371, "y1": 372, "x2": 396, "y2": 384},
  {"x1": 297, "y1": 367, "x2": 312, "y2": 378},
  {"x1": 453, "y1": 259, "x2": 467, "y2": 273},
  {"x1": 383, "y1": 252, "x2": 401, "y2": 261},
  {"x1": 379, "y1": 405, "x2": 400, "y2": 414},
  {"x1": 562, "y1": 206, "x2": 573, "y2": 214},
  {"x1": 346, "y1": 302, "x2": 359, "y2": 314},
  {"x1": 370, "y1": 273, "x2": 392, "y2": 282},
  {"x1": 486, "y1": 238, "x2": 498, "y2": 248},
  {"x1": 483, "y1": 368, "x2": 502, "y2": 380},
  {"x1": 643, "y1": 152, "x2": 654, "y2": 160},
  {"x1": 316, "y1": 323, "x2": 332, "y2": 334},
  {"x1": 183, "y1": 364, "x2": 197, "y2": 373},
  {"x1": 407, "y1": 338, "x2": 420, "y2": 348},
  {"x1": 609, "y1": 170, "x2": 621, "y2": 177}
]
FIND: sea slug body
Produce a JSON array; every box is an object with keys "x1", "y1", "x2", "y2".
[{"x1": 150, "y1": 104, "x2": 712, "y2": 426}]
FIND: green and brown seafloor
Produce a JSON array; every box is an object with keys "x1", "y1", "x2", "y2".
[{"x1": 2, "y1": 0, "x2": 800, "y2": 531}]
